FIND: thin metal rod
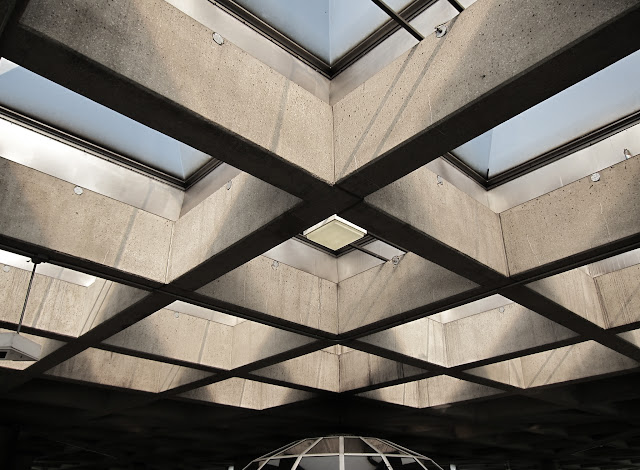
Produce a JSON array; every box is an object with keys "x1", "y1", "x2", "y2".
[
  {"x1": 348, "y1": 243, "x2": 390, "y2": 262},
  {"x1": 16, "y1": 260, "x2": 39, "y2": 334},
  {"x1": 370, "y1": 0, "x2": 424, "y2": 41},
  {"x1": 446, "y1": 0, "x2": 465, "y2": 13}
]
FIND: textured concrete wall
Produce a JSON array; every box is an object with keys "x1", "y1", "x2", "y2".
[
  {"x1": 339, "y1": 349, "x2": 426, "y2": 392},
  {"x1": 254, "y1": 350, "x2": 339, "y2": 392},
  {"x1": 46, "y1": 348, "x2": 212, "y2": 393},
  {"x1": 501, "y1": 158, "x2": 640, "y2": 275},
  {"x1": 333, "y1": 0, "x2": 639, "y2": 182},
  {"x1": 529, "y1": 269, "x2": 606, "y2": 327},
  {"x1": 103, "y1": 309, "x2": 233, "y2": 370},
  {"x1": 366, "y1": 166, "x2": 508, "y2": 275},
  {"x1": 596, "y1": 264, "x2": 640, "y2": 328},
  {"x1": 0, "y1": 269, "x2": 85, "y2": 337},
  {"x1": 338, "y1": 253, "x2": 477, "y2": 333},
  {"x1": 0, "y1": 159, "x2": 173, "y2": 282},
  {"x1": 168, "y1": 172, "x2": 300, "y2": 281},
  {"x1": 360, "y1": 317, "x2": 446, "y2": 366},
  {"x1": 444, "y1": 304, "x2": 576, "y2": 367},
  {"x1": 359, "y1": 375, "x2": 500, "y2": 408},
  {"x1": 467, "y1": 359, "x2": 524, "y2": 388},
  {"x1": 519, "y1": 341, "x2": 638, "y2": 388},
  {"x1": 179, "y1": 378, "x2": 313, "y2": 410},
  {"x1": 230, "y1": 320, "x2": 315, "y2": 368},
  {"x1": 198, "y1": 256, "x2": 338, "y2": 333},
  {"x1": 20, "y1": 0, "x2": 334, "y2": 183}
]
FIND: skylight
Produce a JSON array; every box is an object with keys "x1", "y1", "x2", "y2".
[
  {"x1": 451, "y1": 49, "x2": 640, "y2": 182},
  {"x1": 0, "y1": 59, "x2": 214, "y2": 182},
  {"x1": 234, "y1": 0, "x2": 414, "y2": 64}
]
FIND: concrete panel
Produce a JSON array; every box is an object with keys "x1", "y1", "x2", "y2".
[
  {"x1": 0, "y1": 159, "x2": 173, "y2": 282},
  {"x1": 168, "y1": 173, "x2": 300, "y2": 281},
  {"x1": 444, "y1": 304, "x2": 577, "y2": 367},
  {"x1": 529, "y1": 269, "x2": 606, "y2": 328},
  {"x1": 45, "y1": 348, "x2": 211, "y2": 393},
  {"x1": 366, "y1": 166, "x2": 508, "y2": 275},
  {"x1": 360, "y1": 317, "x2": 446, "y2": 366},
  {"x1": 596, "y1": 264, "x2": 640, "y2": 328},
  {"x1": 198, "y1": 256, "x2": 338, "y2": 334},
  {"x1": 80, "y1": 279, "x2": 149, "y2": 334},
  {"x1": 339, "y1": 350, "x2": 427, "y2": 392},
  {"x1": 253, "y1": 350, "x2": 340, "y2": 392},
  {"x1": 103, "y1": 309, "x2": 233, "y2": 370},
  {"x1": 619, "y1": 329, "x2": 640, "y2": 348},
  {"x1": 334, "y1": 0, "x2": 640, "y2": 187},
  {"x1": 230, "y1": 320, "x2": 315, "y2": 368},
  {"x1": 338, "y1": 253, "x2": 477, "y2": 333},
  {"x1": 0, "y1": 269, "x2": 85, "y2": 337},
  {"x1": 501, "y1": 158, "x2": 640, "y2": 275},
  {"x1": 359, "y1": 375, "x2": 500, "y2": 408},
  {"x1": 179, "y1": 377, "x2": 313, "y2": 410},
  {"x1": 466, "y1": 359, "x2": 524, "y2": 388},
  {"x1": 520, "y1": 341, "x2": 639, "y2": 389},
  {"x1": 19, "y1": 0, "x2": 334, "y2": 184}
]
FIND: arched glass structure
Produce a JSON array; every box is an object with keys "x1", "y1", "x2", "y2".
[{"x1": 243, "y1": 436, "x2": 444, "y2": 470}]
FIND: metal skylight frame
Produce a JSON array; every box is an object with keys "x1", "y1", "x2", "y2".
[{"x1": 210, "y1": 0, "x2": 465, "y2": 78}]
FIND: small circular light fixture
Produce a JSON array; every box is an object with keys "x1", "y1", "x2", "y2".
[
  {"x1": 213, "y1": 32, "x2": 224, "y2": 45},
  {"x1": 591, "y1": 172, "x2": 601, "y2": 182},
  {"x1": 435, "y1": 24, "x2": 447, "y2": 38},
  {"x1": 74, "y1": 186, "x2": 84, "y2": 195},
  {"x1": 2, "y1": 265, "x2": 10, "y2": 273},
  {"x1": 174, "y1": 312, "x2": 180, "y2": 318},
  {"x1": 272, "y1": 260, "x2": 279, "y2": 270}
]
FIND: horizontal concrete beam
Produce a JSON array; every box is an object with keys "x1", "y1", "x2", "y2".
[
  {"x1": 178, "y1": 377, "x2": 314, "y2": 410},
  {"x1": 167, "y1": 172, "x2": 300, "y2": 287},
  {"x1": 197, "y1": 256, "x2": 339, "y2": 335},
  {"x1": 358, "y1": 375, "x2": 501, "y2": 408},
  {"x1": 596, "y1": 264, "x2": 640, "y2": 330},
  {"x1": 501, "y1": 158, "x2": 640, "y2": 276},
  {"x1": 0, "y1": 158, "x2": 173, "y2": 283},
  {"x1": 334, "y1": 0, "x2": 640, "y2": 196},
  {"x1": 339, "y1": 349, "x2": 427, "y2": 392},
  {"x1": 338, "y1": 253, "x2": 478, "y2": 334},
  {"x1": 363, "y1": 165, "x2": 508, "y2": 277},
  {"x1": 4, "y1": 0, "x2": 336, "y2": 198},
  {"x1": 45, "y1": 348, "x2": 212, "y2": 393},
  {"x1": 253, "y1": 350, "x2": 339, "y2": 393}
]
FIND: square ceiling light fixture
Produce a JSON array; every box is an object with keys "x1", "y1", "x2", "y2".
[{"x1": 303, "y1": 215, "x2": 366, "y2": 251}]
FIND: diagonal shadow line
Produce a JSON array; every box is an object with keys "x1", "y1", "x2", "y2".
[
  {"x1": 525, "y1": 344, "x2": 574, "y2": 389},
  {"x1": 340, "y1": 47, "x2": 419, "y2": 177},
  {"x1": 339, "y1": 18, "x2": 454, "y2": 181}
]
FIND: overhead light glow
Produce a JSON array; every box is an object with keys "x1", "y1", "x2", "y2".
[{"x1": 303, "y1": 215, "x2": 366, "y2": 251}]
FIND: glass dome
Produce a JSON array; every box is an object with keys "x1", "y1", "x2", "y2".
[{"x1": 243, "y1": 436, "x2": 444, "y2": 470}]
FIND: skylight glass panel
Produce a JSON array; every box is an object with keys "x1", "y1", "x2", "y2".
[
  {"x1": 234, "y1": 0, "x2": 413, "y2": 64},
  {"x1": 452, "y1": 49, "x2": 640, "y2": 178},
  {"x1": 0, "y1": 59, "x2": 212, "y2": 180}
]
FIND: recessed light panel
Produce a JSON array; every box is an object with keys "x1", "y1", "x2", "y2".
[{"x1": 303, "y1": 215, "x2": 366, "y2": 251}]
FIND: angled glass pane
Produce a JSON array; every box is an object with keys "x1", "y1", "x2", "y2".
[
  {"x1": 386, "y1": 457, "x2": 424, "y2": 470},
  {"x1": 264, "y1": 459, "x2": 298, "y2": 470},
  {"x1": 344, "y1": 437, "x2": 377, "y2": 454},
  {"x1": 297, "y1": 456, "x2": 340, "y2": 470},
  {"x1": 452, "y1": 49, "x2": 640, "y2": 178},
  {"x1": 234, "y1": 0, "x2": 413, "y2": 64},
  {"x1": 308, "y1": 437, "x2": 340, "y2": 454},
  {"x1": 345, "y1": 456, "x2": 386, "y2": 470},
  {"x1": 0, "y1": 59, "x2": 212, "y2": 179},
  {"x1": 283, "y1": 439, "x2": 318, "y2": 455},
  {"x1": 364, "y1": 439, "x2": 407, "y2": 455}
]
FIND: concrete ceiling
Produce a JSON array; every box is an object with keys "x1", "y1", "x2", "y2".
[{"x1": 0, "y1": 0, "x2": 640, "y2": 469}]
